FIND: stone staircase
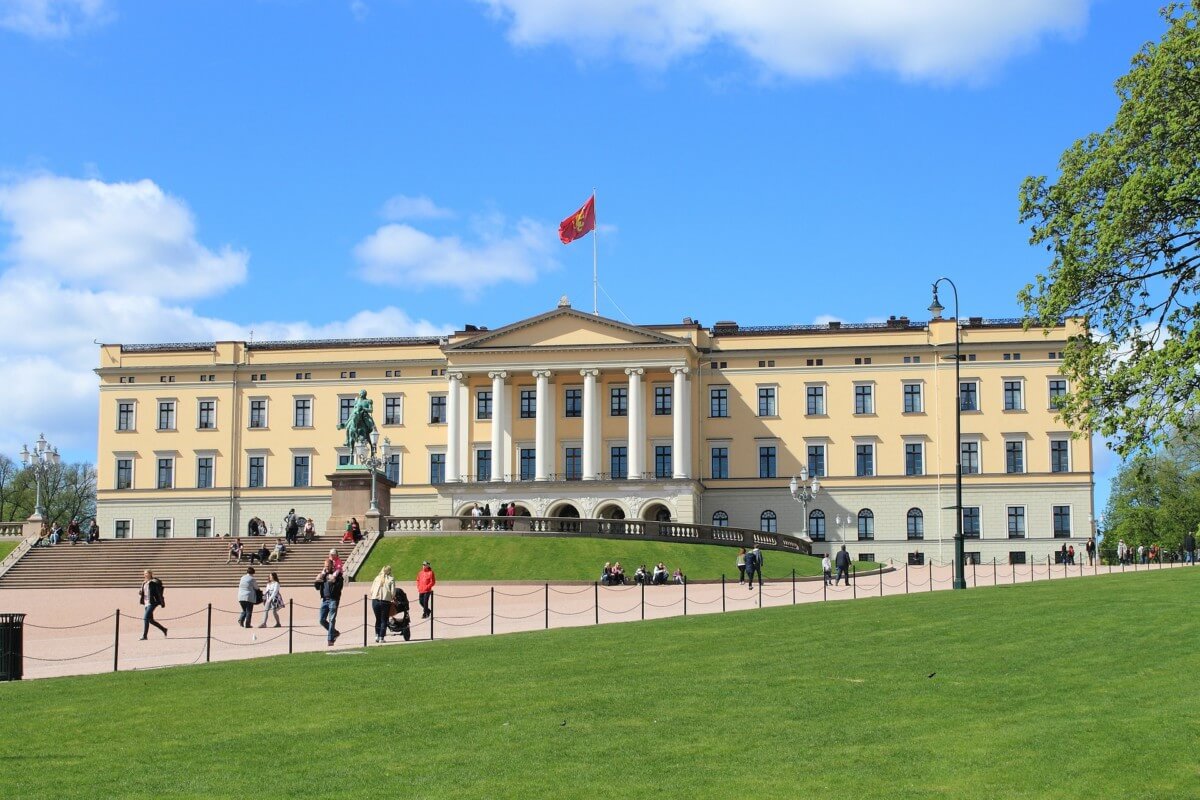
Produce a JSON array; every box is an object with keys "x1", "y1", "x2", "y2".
[{"x1": 0, "y1": 537, "x2": 356, "y2": 589}]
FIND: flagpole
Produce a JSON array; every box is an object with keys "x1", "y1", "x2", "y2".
[{"x1": 592, "y1": 188, "x2": 598, "y2": 315}]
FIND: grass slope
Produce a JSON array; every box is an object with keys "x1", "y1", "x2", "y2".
[
  {"x1": 358, "y1": 534, "x2": 868, "y2": 581},
  {"x1": 3, "y1": 571, "x2": 1198, "y2": 798},
  {"x1": 0, "y1": 540, "x2": 18, "y2": 561}
]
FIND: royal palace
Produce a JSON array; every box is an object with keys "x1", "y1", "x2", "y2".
[{"x1": 94, "y1": 301, "x2": 1093, "y2": 564}]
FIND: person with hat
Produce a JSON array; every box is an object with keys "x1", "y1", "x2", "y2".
[{"x1": 416, "y1": 560, "x2": 436, "y2": 619}]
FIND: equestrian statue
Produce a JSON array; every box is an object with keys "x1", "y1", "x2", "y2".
[{"x1": 338, "y1": 389, "x2": 378, "y2": 453}]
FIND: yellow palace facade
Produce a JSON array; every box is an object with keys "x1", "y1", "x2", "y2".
[{"x1": 94, "y1": 301, "x2": 1093, "y2": 564}]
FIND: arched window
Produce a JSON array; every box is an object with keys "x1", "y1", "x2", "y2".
[
  {"x1": 809, "y1": 509, "x2": 826, "y2": 541},
  {"x1": 712, "y1": 510, "x2": 729, "y2": 528},
  {"x1": 760, "y1": 510, "x2": 777, "y2": 533},
  {"x1": 857, "y1": 509, "x2": 874, "y2": 541},
  {"x1": 906, "y1": 508, "x2": 924, "y2": 540}
]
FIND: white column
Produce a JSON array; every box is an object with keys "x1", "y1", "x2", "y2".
[
  {"x1": 489, "y1": 371, "x2": 507, "y2": 482},
  {"x1": 581, "y1": 369, "x2": 600, "y2": 480},
  {"x1": 625, "y1": 368, "x2": 644, "y2": 479},
  {"x1": 671, "y1": 366, "x2": 691, "y2": 479},
  {"x1": 446, "y1": 371, "x2": 463, "y2": 482},
  {"x1": 534, "y1": 370, "x2": 553, "y2": 481}
]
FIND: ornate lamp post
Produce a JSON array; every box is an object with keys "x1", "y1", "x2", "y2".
[
  {"x1": 357, "y1": 429, "x2": 392, "y2": 514},
  {"x1": 19, "y1": 433, "x2": 60, "y2": 520},
  {"x1": 835, "y1": 514, "x2": 850, "y2": 547},
  {"x1": 929, "y1": 278, "x2": 967, "y2": 591},
  {"x1": 789, "y1": 466, "x2": 820, "y2": 537}
]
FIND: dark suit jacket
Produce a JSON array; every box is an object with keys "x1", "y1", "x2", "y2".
[
  {"x1": 139, "y1": 578, "x2": 165, "y2": 607},
  {"x1": 834, "y1": 551, "x2": 851, "y2": 569}
]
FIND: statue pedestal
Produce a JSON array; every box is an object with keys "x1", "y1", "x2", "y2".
[{"x1": 326, "y1": 467, "x2": 396, "y2": 535}]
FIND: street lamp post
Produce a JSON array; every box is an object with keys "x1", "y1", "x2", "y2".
[
  {"x1": 789, "y1": 466, "x2": 820, "y2": 538},
  {"x1": 835, "y1": 514, "x2": 848, "y2": 548},
  {"x1": 929, "y1": 278, "x2": 967, "y2": 591},
  {"x1": 356, "y1": 430, "x2": 392, "y2": 515},
  {"x1": 19, "y1": 433, "x2": 60, "y2": 520}
]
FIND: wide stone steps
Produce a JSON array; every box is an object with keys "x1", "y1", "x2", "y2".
[{"x1": 0, "y1": 537, "x2": 353, "y2": 589}]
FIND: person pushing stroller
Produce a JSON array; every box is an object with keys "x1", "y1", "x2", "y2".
[{"x1": 387, "y1": 585, "x2": 413, "y2": 642}]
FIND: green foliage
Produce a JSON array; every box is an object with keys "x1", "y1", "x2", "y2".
[
  {"x1": 0, "y1": 454, "x2": 97, "y2": 526},
  {"x1": 2, "y1": 572, "x2": 1198, "y2": 797},
  {"x1": 1100, "y1": 434, "x2": 1200, "y2": 557},
  {"x1": 1019, "y1": 3, "x2": 1200, "y2": 457}
]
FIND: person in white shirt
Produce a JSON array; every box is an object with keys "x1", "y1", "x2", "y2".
[
  {"x1": 259, "y1": 572, "x2": 284, "y2": 628},
  {"x1": 821, "y1": 554, "x2": 832, "y2": 586}
]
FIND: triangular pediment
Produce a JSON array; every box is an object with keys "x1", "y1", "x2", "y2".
[{"x1": 446, "y1": 308, "x2": 688, "y2": 351}]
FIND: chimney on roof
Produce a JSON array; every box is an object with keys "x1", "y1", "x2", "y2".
[
  {"x1": 968, "y1": 316, "x2": 983, "y2": 326},
  {"x1": 828, "y1": 321, "x2": 842, "y2": 329},
  {"x1": 464, "y1": 324, "x2": 479, "y2": 332},
  {"x1": 713, "y1": 320, "x2": 739, "y2": 333}
]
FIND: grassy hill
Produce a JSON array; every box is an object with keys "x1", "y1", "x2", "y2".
[
  {"x1": 0, "y1": 540, "x2": 18, "y2": 561},
  {"x1": 2, "y1": 570, "x2": 1196, "y2": 798},
  {"x1": 357, "y1": 534, "x2": 872, "y2": 581}
]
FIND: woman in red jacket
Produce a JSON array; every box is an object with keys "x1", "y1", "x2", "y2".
[{"x1": 416, "y1": 561, "x2": 436, "y2": 618}]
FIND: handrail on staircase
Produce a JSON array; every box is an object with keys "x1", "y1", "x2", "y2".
[
  {"x1": 343, "y1": 531, "x2": 382, "y2": 581},
  {"x1": 0, "y1": 533, "x2": 37, "y2": 581}
]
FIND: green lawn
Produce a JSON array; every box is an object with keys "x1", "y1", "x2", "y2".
[
  {"x1": 0, "y1": 539, "x2": 19, "y2": 560},
  {"x1": 358, "y1": 534, "x2": 871, "y2": 581},
  {"x1": 3, "y1": 570, "x2": 1198, "y2": 798}
]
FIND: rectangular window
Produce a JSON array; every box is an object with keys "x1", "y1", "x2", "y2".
[
  {"x1": 1053, "y1": 505, "x2": 1072, "y2": 538},
  {"x1": 385, "y1": 453, "x2": 401, "y2": 484},
  {"x1": 654, "y1": 445, "x2": 672, "y2": 479},
  {"x1": 807, "y1": 445, "x2": 825, "y2": 478},
  {"x1": 337, "y1": 454, "x2": 352, "y2": 467},
  {"x1": 293, "y1": 455, "x2": 310, "y2": 488},
  {"x1": 564, "y1": 447, "x2": 582, "y2": 480},
  {"x1": 758, "y1": 386, "x2": 777, "y2": 417},
  {"x1": 476, "y1": 390, "x2": 492, "y2": 421},
  {"x1": 196, "y1": 456, "x2": 213, "y2": 489},
  {"x1": 519, "y1": 448, "x2": 536, "y2": 481},
  {"x1": 248, "y1": 456, "x2": 265, "y2": 488},
  {"x1": 654, "y1": 386, "x2": 672, "y2": 416},
  {"x1": 960, "y1": 441, "x2": 980, "y2": 475},
  {"x1": 385, "y1": 396, "x2": 403, "y2": 425},
  {"x1": 1005, "y1": 440, "x2": 1025, "y2": 474},
  {"x1": 710, "y1": 446, "x2": 729, "y2": 479},
  {"x1": 759, "y1": 446, "x2": 777, "y2": 479},
  {"x1": 117, "y1": 401, "x2": 135, "y2": 431},
  {"x1": 248, "y1": 400, "x2": 267, "y2": 429},
  {"x1": 198, "y1": 400, "x2": 216, "y2": 430},
  {"x1": 430, "y1": 454, "x2": 445, "y2": 485},
  {"x1": 854, "y1": 384, "x2": 874, "y2": 415},
  {"x1": 430, "y1": 395, "x2": 447, "y2": 424},
  {"x1": 476, "y1": 449, "x2": 491, "y2": 482},
  {"x1": 610, "y1": 446, "x2": 628, "y2": 479},
  {"x1": 156, "y1": 457, "x2": 173, "y2": 489},
  {"x1": 294, "y1": 398, "x2": 312, "y2": 428},
  {"x1": 1049, "y1": 379, "x2": 1068, "y2": 408},
  {"x1": 195, "y1": 518, "x2": 212, "y2": 538},
  {"x1": 116, "y1": 458, "x2": 133, "y2": 490},
  {"x1": 904, "y1": 443, "x2": 923, "y2": 476},
  {"x1": 520, "y1": 389, "x2": 536, "y2": 419},
  {"x1": 806, "y1": 385, "x2": 826, "y2": 415},
  {"x1": 710, "y1": 387, "x2": 729, "y2": 418},
  {"x1": 960, "y1": 381, "x2": 979, "y2": 411},
  {"x1": 1007, "y1": 506, "x2": 1026, "y2": 538},
  {"x1": 1051, "y1": 440, "x2": 1070, "y2": 473},
  {"x1": 962, "y1": 507, "x2": 981, "y2": 538},
  {"x1": 1003, "y1": 380, "x2": 1024, "y2": 411},
  {"x1": 338, "y1": 397, "x2": 354, "y2": 426},
  {"x1": 903, "y1": 383, "x2": 923, "y2": 413},
  {"x1": 564, "y1": 388, "x2": 583, "y2": 418},
  {"x1": 1009, "y1": 551, "x2": 1027, "y2": 565},
  {"x1": 855, "y1": 444, "x2": 874, "y2": 477},
  {"x1": 155, "y1": 519, "x2": 172, "y2": 539},
  {"x1": 610, "y1": 387, "x2": 628, "y2": 417},
  {"x1": 114, "y1": 520, "x2": 130, "y2": 539},
  {"x1": 157, "y1": 401, "x2": 176, "y2": 431}
]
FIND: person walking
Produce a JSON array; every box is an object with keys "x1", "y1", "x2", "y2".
[
  {"x1": 138, "y1": 570, "x2": 168, "y2": 639},
  {"x1": 736, "y1": 548, "x2": 747, "y2": 584},
  {"x1": 1184, "y1": 531, "x2": 1196, "y2": 565},
  {"x1": 1086, "y1": 536, "x2": 1096, "y2": 566},
  {"x1": 369, "y1": 565, "x2": 396, "y2": 643},
  {"x1": 834, "y1": 545, "x2": 851, "y2": 586},
  {"x1": 744, "y1": 547, "x2": 761, "y2": 590},
  {"x1": 237, "y1": 567, "x2": 260, "y2": 628},
  {"x1": 417, "y1": 560, "x2": 436, "y2": 618},
  {"x1": 259, "y1": 571, "x2": 284, "y2": 628},
  {"x1": 821, "y1": 553, "x2": 832, "y2": 586},
  {"x1": 1117, "y1": 539, "x2": 1128, "y2": 565},
  {"x1": 284, "y1": 509, "x2": 298, "y2": 544},
  {"x1": 315, "y1": 560, "x2": 343, "y2": 646}
]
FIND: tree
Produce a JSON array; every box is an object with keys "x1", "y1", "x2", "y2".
[
  {"x1": 1019, "y1": 2, "x2": 1200, "y2": 458},
  {"x1": 0, "y1": 455, "x2": 96, "y2": 526},
  {"x1": 1100, "y1": 433, "x2": 1200, "y2": 559}
]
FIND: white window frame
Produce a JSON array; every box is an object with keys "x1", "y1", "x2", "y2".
[
  {"x1": 385, "y1": 450, "x2": 403, "y2": 485},
  {"x1": 156, "y1": 398, "x2": 177, "y2": 431},
  {"x1": 195, "y1": 517, "x2": 214, "y2": 538},
  {"x1": 291, "y1": 448, "x2": 314, "y2": 488},
  {"x1": 902, "y1": 437, "x2": 925, "y2": 476},
  {"x1": 1006, "y1": 505, "x2": 1027, "y2": 538},
  {"x1": 607, "y1": 439, "x2": 629, "y2": 479},
  {"x1": 1003, "y1": 436, "x2": 1027, "y2": 475},
  {"x1": 154, "y1": 453, "x2": 176, "y2": 489},
  {"x1": 114, "y1": 453, "x2": 136, "y2": 490},
  {"x1": 708, "y1": 439, "x2": 731, "y2": 480},
  {"x1": 709, "y1": 385, "x2": 731, "y2": 418},
  {"x1": 1052, "y1": 503, "x2": 1074, "y2": 538},
  {"x1": 1047, "y1": 376, "x2": 1069, "y2": 410},
  {"x1": 246, "y1": 450, "x2": 268, "y2": 489},
  {"x1": 154, "y1": 518, "x2": 174, "y2": 539},
  {"x1": 756, "y1": 383, "x2": 779, "y2": 418},
  {"x1": 427, "y1": 446, "x2": 447, "y2": 484},
  {"x1": 116, "y1": 398, "x2": 137, "y2": 432},
  {"x1": 247, "y1": 396, "x2": 269, "y2": 429},
  {"x1": 902, "y1": 380, "x2": 924, "y2": 414},
  {"x1": 1002, "y1": 377, "x2": 1026, "y2": 412},
  {"x1": 384, "y1": 392, "x2": 406, "y2": 426},
  {"x1": 195, "y1": 450, "x2": 217, "y2": 489},
  {"x1": 1049, "y1": 436, "x2": 1072, "y2": 473},
  {"x1": 960, "y1": 436, "x2": 982, "y2": 475},
  {"x1": 293, "y1": 395, "x2": 315, "y2": 429},
  {"x1": 429, "y1": 392, "x2": 449, "y2": 424},
  {"x1": 853, "y1": 438, "x2": 876, "y2": 477},
  {"x1": 959, "y1": 378, "x2": 981, "y2": 412},
  {"x1": 961, "y1": 505, "x2": 983, "y2": 538},
  {"x1": 853, "y1": 381, "x2": 875, "y2": 415},
  {"x1": 196, "y1": 397, "x2": 218, "y2": 431},
  {"x1": 805, "y1": 382, "x2": 827, "y2": 416},
  {"x1": 804, "y1": 438, "x2": 829, "y2": 478},
  {"x1": 113, "y1": 519, "x2": 132, "y2": 539}
]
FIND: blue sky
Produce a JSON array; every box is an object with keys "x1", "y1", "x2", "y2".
[{"x1": 0, "y1": 0, "x2": 1168, "y2": 512}]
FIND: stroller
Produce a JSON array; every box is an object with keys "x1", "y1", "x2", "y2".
[{"x1": 386, "y1": 587, "x2": 412, "y2": 641}]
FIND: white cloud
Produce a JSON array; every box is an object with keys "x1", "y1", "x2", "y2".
[
  {"x1": 0, "y1": 0, "x2": 108, "y2": 38},
  {"x1": 355, "y1": 215, "x2": 558, "y2": 295},
  {"x1": 476, "y1": 0, "x2": 1090, "y2": 80},
  {"x1": 349, "y1": 1, "x2": 369, "y2": 22},
  {"x1": 381, "y1": 194, "x2": 455, "y2": 221},
  {"x1": 0, "y1": 175, "x2": 247, "y2": 299}
]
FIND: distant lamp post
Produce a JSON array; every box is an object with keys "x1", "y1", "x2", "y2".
[
  {"x1": 835, "y1": 514, "x2": 849, "y2": 547},
  {"x1": 19, "y1": 433, "x2": 60, "y2": 520},
  {"x1": 930, "y1": 277, "x2": 967, "y2": 591},
  {"x1": 789, "y1": 466, "x2": 820, "y2": 538},
  {"x1": 360, "y1": 429, "x2": 392, "y2": 514}
]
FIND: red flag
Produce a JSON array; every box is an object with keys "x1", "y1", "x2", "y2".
[{"x1": 558, "y1": 195, "x2": 596, "y2": 244}]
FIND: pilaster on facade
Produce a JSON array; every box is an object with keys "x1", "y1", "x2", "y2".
[
  {"x1": 670, "y1": 365, "x2": 691, "y2": 479},
  {"x1": 580, "y1": 368, "x2": 600, "y2": 480},
  {"x1": 488, "y1": 370, "x2": 508, "y2": 482},
  {"x1": 625, "y1": 367, "x2": 645, "y2": 480},
  {"x1": 533, "y1": 370, "x2": 554, "y2": 481},
  {"x1": 446, "y1": 371, "x2": 464, "y2": 483}
]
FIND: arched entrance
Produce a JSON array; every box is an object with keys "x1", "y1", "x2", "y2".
[
  {"x1": 642, "y1": 502, "x2": 672, "y2": 522},
  {"x1": 547, "y1": 501, "x2": 581, "y2": 533},
  {"x1": 595, "y1": 502, "x2": 626, "y2": 520}
]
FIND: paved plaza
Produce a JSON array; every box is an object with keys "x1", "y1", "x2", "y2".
[{"x1": 0, "y1": 559, "x2": 1175, "y2": 680}]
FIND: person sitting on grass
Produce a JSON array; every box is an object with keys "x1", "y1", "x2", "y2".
[
  {"x1": 226, "y1": 539, "x2": 243, "y2": 564},
  {"x1": 600, "y1": 562, "x2": 613, "y2": 585},
  {"x1": 673, "y1": 568, "x2": 685, "y2": 585},
  {"x1": 634, "y1": 565, "x2": 648, "y2": 585},
  {"x1": 652, "y1": 562, "x2": 668, "y2": 585},
  {"x1": 611, "y1": 562, "x2": 626, "y2": 585}
]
